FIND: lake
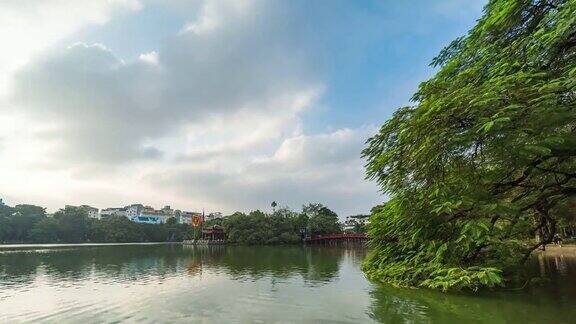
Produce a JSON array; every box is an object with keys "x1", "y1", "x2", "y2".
[{"x1": 1, "y1": 244, "x2": 575, "y2": 323}]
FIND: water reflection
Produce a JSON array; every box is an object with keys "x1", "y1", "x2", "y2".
[
  {"x1": 181, "y1": 245, "x2": 343, "y2": 285},
  {"x1": 0, "y1": 245, "x2": 347, "y2": 297},
  {"x1": 0, "y1": 244, "x2": 374, "y2": 323},
  {"x1": 367, "y1": 252, "x2": 576, "y2": 323},
  {"x1": 1, "y1": 245, "x2": 575, "y2": 323}
]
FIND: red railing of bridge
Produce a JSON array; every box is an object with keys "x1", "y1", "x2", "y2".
[{"x1": 305, "y1": 233, "x2": 367, "y2": 242}]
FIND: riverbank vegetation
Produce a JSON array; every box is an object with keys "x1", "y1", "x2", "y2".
[
  {"x1": 206, "y1": 203, "x2": 341, "y2": 244},
  {"x1": 0, "y1": 202, "x2": 341, "y2": 245},
  {"x1": 0, "y1": 204, "x2": 194, "y2": 243},
  {"x1": 363, "y1": 0, "x2": 576, "y2": 291}
]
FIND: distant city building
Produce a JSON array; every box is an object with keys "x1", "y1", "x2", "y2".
[
  {"x1": 126, "y1": 204, "x2": 144, "y2": 218},
  {"x1": 176, "y1": 211, "x2": 199, "y2": 225},
  {"x1": 98, "y1": 202, "x2": 204, "y2": 225},
  {"x1": 100, "y1": 207, "x2": 127, "y2": 219},
  {"x1": 343, "y1": 215, "x2": 370, "y2": 232},
  {"x1": 206, "y1": 212, "x2": 223, "y2": 221},
  {"x1": 129, "y1": 215, "x2": 164, "y2": 224},
  {"x1": 129, "y1": 205, "x2": 175, "y2": 224}
]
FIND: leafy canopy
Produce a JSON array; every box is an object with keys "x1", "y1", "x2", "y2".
[{"x1": 363, "y1": 0, "x2": 576, "y2": 291}]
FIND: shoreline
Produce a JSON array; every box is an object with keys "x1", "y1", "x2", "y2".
[{"x1": 0, "y1": 242, "x2": 180, "y2": 251}]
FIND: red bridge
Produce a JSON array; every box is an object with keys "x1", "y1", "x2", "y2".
[{"x1": 305, "y1": 233, "x2": 368, "y2": 244}]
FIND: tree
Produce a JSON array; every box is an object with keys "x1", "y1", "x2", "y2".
[
  {"x1": 14, "y1": 204, "x2": 46, "y2": 218},
  {"x1": 53, "y1": 206, "x2": 91, "y2": 243},
  {"x1": 304, "y1": 204, "x2": 341, "y2": 236},
  {"x1": 270, "y1": 207, "x2": 300, "y2": 243},
  {"x1": 222, "y1": 206, "x2": 317, "y2": 244},
  {"x1": 0, "y1": 200, "x2": 342, "y2": 245},
  {"x1": 29, "y1": 218, "x2": 60, "y2": 243},
  {"x1": 8, "y1": 205, "x2": 46, "y2": 242},
  {"x1": 0, "y1": 214, "x2": 13, "y2": 243},
  {"x1": 362, "y1": 0, "x2": 576, "y2": 291}
]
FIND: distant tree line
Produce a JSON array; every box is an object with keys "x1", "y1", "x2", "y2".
[
  {"x1": 0, "y1": 204, "x2": 193, "y2": 244},
  {"x1": 207, "y1": 203, "x2": 342, "y2": 244},
  {"x1": 0, "y1": 202, "x2": 342, "y2": 245}
]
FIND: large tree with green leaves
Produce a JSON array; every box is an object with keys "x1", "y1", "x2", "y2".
[
  {"x1": 304, "y1": 203, "x2": 342, "y2": 236},
  {"x1": 363, "y1": 0, "x2": 576, "y2": 291}
]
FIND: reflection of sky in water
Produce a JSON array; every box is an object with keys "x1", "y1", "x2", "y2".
[{"x1": 0, "y1": 245, "x2": 575, "y2": 323}]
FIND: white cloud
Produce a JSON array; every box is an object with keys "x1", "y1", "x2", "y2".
[
  {"x1": 0, "y1": 0, "x2": 383, "y2": 215},
  {"x1": 139, "y1": 51, "x2": 159, "y2": 64},
  {"x1": 151, "y1": 127, "x2": 381, "y2": 216},
  {"x1": 10, "y1": 0, "x2": 320, "y2": 165},
  {"x1": 0, "y1": 0, "x2": 141, "y2": 96}
]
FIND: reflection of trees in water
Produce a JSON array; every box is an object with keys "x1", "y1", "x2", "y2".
[
  {"x1": 365, "y1": 285, "x2": 520, "y2": 323},
  {"x1": 368, "y1": 286, "x2": 431, "y2": 323},
  {"x1": 0, "y1": 245, "x2": 353, "y2": 290},
  {"x1": 341, "y1": 247, "x2": 369, "y2": 267},
  {"x1": 0, "y1": 245, "x2": 190, "y2": 288},
  {"x1": 368, "y1": 255, "x2": 576, "y2": 323},
  {"x1": 302, "y1": 246, "x2": 343, "y2": 285},
  {"x1": 183, "y1": 245, "x2": 344, "y2": 286},
  {"x1": 0, "y1": 251, "x2": 42, "y2": 289},
  {"x1": 530, "y1": 253, "x2": 576, "y2": 300},
  {"x1": 534, "y1": 253, "x2": 576, "y2": 278}
]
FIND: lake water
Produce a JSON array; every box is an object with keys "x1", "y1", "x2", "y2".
[{"x1": 0, "y1": 244, "x2": 575, "y2": 323}]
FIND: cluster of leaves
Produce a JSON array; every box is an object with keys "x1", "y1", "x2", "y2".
[
  {"x1": 219, "y1": 203, "x2": 342, "y2": 245},
  {"x1": 363, "y1": 0, "x2": 576, "y2": 291},
  {"x1": 0, "y1": 205, "x2": 194, "y2": 244}
]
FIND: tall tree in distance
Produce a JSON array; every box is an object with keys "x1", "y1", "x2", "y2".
[
  {"x1": 303, "y1": 203, "x2": 341, "y2": 236},
  {"x1": 52, "y1": 206, "x2": 91, "y2": 243},
  {"x1": 363, "y1": 0, "x2": 576, "y2": 291}
]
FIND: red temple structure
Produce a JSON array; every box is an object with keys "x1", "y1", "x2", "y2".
[{"x1": 201, "y1": 225, "x2": 226, "y2": 241}]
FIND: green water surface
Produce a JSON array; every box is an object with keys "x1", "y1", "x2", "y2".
[{"x1": 0, "y1": 244, "x2": 574, "y2": 323}]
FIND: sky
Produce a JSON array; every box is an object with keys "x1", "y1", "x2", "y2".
[{"x1": 0, "y1": 0, "x2": 485, "y2": 217}]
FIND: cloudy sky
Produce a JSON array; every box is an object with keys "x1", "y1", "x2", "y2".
[{"x1": 0, "y1": 0, "x2": 484, "y2": 216}]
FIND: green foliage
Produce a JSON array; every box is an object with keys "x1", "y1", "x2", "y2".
[
  {"x1": 0, "y1": 203, "x2": 194, "y2": 244},
  {"x1": 363, "y1": 0, "x2": 576, "y2": 291},
  {"x1": 89, "y1": 216, "x2": 145, "y2": 242},
  {"x1": 224, "y1": 208, "x2": 301, "y2": 244},
  {"x1": 29, "y1": 218, "x2": 60, "y2": 243},
  {"x1": 222, "y1": 204, "x2": 341, "y2": 245},
  {"x1": 0, "y1": 201, "x2": 340, "y2": 245},
  {"x1": 303, "y1": 203, "x2": 342, "y2": 236},
  {"x1": 0, "y1": 204, "x2": 46, "y2": 242},
  {"x1": 53, "y1": 206, "x2": 91, "y2": 243}
]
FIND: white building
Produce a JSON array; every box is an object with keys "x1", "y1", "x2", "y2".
[
  {"x1": 343, "y1": 215, "x2": 370, "y2": 232},
  {"x1": 177, "y1": 211, "x2": 200, "y2": 225},
  {"x1": 129, "y1": 205, "x2": 174, "y2": 224},
  {"x1": 126, "y1": 204, "x2": 144, "y2": 218},
  {"x1": 206, "y1": 212, "x2": 223, "y2": 221},
  {"x1": 100, "y1": 207, "x2": 127, "y2": 218},
  {"x1": 99, "y1": 202, "x2": 203, "y2": 225}
]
